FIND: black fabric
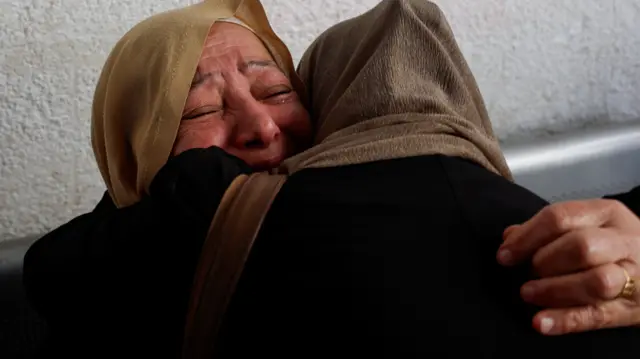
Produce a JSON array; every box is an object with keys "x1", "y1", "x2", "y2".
[
  {"x1": 0, "y1": 236, "x2": 47, "y2": 359},
  {"x1": 216, "y1": 156, "x2": 640, "y2": 357},
  {"x1": 24, "y1": 149, "x2": 640, "y2": 358},
  {"x1": 22, "y1": 147, "x2": 251, "y2": 358},
  {"x1": 606, "y1": 186, "x2": 640, "y2": 217}
]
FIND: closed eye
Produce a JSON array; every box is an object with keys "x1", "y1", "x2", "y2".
[
  {"x1": 267, "y1": 89, "x2": 292, "y2": 98},
  {"x1": 183, "y1": 108, "x2": 221, "y2": 120},
  {"x1": 261, "y1": 88, "x2": 295, "y2": 105}
]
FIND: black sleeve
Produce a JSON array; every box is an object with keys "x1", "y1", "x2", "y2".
[
  {"x1": 23, "y1": 147, "x2": 251, "y2": 357},
  {"x1": 605, "y1": 186, "x2": 640, "y2": 217}
]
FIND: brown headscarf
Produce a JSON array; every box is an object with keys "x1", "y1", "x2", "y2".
[
  {"x1": 279, "y1": 0, "x2": 512, "y2": 180},
  {"x1": 91, "y1": 0, "x2": 302, "y2": 208}
]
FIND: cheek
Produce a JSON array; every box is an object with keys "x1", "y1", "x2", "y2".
[
  {"x1": 172, "y1": 120, "x2": 230, "y2": 156},
  {"x1": 269, "y1": 103, "x2": 312, "y2": 145}
]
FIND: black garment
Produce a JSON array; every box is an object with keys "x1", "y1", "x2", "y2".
[
  {"x1": 23, "y1": 147, "x2": 251, "y2": 358},
  {"x1": 607, "y1": 186, "x2": 640, "y2": 217},
  {"x1": 24, "y1": 149, "x2": 640, "y2": 358},
  {"x1": 219, "y1": 156, "x2": 640, "y2": 357}
]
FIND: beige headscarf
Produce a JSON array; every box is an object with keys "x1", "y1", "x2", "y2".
[
  {"x1": 91, "y1": 0, "x2": 302, "y2": 208},
  {"x1": 279, "y1": 0, "x2": 512, "y2": 180}
]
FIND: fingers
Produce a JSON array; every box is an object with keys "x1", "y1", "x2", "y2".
[
  {"x1": 530, "y1": 262, "x2": 640, "y2": 335},
  {"x1": 498, "y1": 200, "x2": 635, "y2": 266},
  {"x1": 532, "y1": 299, "x2": 640, "y2": 335},
  {"x1": 502, "y1": 224, "x2": 520, "y2": 240},
  {"x1": 521, "y1": 263, "x2": 629, "y2": 308},
  {"x1": 531, "y1": 227, "x2": 636, "y2": 277},
  {"x1": 498, "y1": 199, "x2": 640, "y2": 335}
]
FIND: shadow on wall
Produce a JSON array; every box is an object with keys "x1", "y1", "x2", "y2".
[{"x1": 498, "y1": 114, "x2": 617, "y2": 143}]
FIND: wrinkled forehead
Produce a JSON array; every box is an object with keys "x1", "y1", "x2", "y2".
[
  {"x1": 201, "y1": 21, "x2": 274, "y2": 63},
  {"x1": 192, "y1": 21, "x2": 280, "y2": 85},
  {"x1": 203, "y1": 21, "x2": 272, "y2": 56}
]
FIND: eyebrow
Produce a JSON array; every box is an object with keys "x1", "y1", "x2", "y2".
[{"x1": 190, "y1": 60, "x2": 279, "y2": 90}]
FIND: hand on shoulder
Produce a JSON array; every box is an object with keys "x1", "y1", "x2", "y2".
[{"x1": 498, "y1": 199, "x2": 640, "y2": 335}]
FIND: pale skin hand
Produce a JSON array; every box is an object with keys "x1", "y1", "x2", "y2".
[{"x1": 497, "y1": 199, "x2": 640, "y2": 335}]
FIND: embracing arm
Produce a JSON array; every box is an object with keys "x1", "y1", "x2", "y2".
[{"x1": 23, "y1": 147, "x2": 251, "y2": 354}]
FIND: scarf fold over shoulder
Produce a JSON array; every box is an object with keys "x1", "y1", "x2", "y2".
[
  {"x1": 280, "y1": 0, "x2": 512, "y2": 180},
  {"x1": 92, "y1": 0, "x2": 301, "y2": 208}
]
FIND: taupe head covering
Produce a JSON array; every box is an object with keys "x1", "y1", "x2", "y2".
[
  {"x1": 279, "y1": 0, "x2": 512, "y2": 180},
  {"x1": 92, "y1": 0, "x2": 302, "y2": 208}
]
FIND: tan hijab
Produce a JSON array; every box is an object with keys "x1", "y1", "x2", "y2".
[
  {"x1": 279, "y1": 0, "x2": 512, "y2": 180},
  {"x1": 91, "y1": 0, "x2": 302, "y2": 208}
]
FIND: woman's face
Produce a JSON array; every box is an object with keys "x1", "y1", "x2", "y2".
[{"x1": 173, "y1": 22, "x2": 311, "y2": 170}]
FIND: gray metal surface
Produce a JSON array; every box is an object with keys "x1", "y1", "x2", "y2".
[{"x1": 503, "y1": 122, "x2": 640, "y2": 202}]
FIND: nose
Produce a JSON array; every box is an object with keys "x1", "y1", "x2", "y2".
[{"x1": 233, "y1": 102, "x2": 280, "y2": 149}]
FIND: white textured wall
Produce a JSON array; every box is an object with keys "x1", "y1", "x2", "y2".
[{"x1": 1, "y1": 0, "x2": 639, "y2": 239}]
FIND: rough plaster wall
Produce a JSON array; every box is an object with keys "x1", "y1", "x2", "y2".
[{"x1": 1, "y1": 0, "x2": 639, "y2": 239}]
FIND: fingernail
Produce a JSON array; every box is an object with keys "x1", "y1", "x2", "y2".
[
  {"x1": 540, "y1": 317, "x2": 554, "y2": 334},
  {"x1": 497, "y1": 248, "x2": 513, "y2": 265}
]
